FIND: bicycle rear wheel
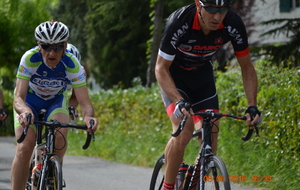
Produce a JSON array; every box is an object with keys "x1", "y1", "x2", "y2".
[
  {"x1": 38, "y1": 155, "x2": 63, "y2": 190},
  {"x1": 199, "y1": 156, "x2": 230, "y2": 190},
  {"x1": 149, "y1": 154, "x2": 165, "y2": 190}
]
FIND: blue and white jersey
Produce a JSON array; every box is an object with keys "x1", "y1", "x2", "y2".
[{"x1": 17, "y1": 46, "x2": 86, "y2": 101}]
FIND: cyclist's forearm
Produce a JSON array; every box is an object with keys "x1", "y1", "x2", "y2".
[
  {"x1": 14, "y1": 97, "x2": 32, "y2": 114},
  {"x1": 14, "y1": 78, "x2": 32, "y2": 114},
  {"x1": 157, "y1": 75, "x2": 182, "y2": 103},
  {"x1": 81, "y1": 104, "x2": 94, "y2": 118},
  {"x1": 237, "y1": 55, "x2": 258, "y2": 106},
  {"x1": 155, "y1": 56, "x2": 183, "y2": 103},
  {"x1": 240, "y1": 64, "x2": 257, "y2": 106}
]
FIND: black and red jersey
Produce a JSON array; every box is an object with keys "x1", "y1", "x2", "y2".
[{"x1": 159, "y1": 3, "x2": 249, "y2": 70}]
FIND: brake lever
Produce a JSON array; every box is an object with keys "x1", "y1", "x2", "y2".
[
  {"x1": 17, "y1": 113, "x2": 32, "y2": 143},
  {"x1": 172, "y1": 115, "x2": 187, "y2": 137},
  {"x1": 68, "y1": 106, "x2": 77, "y2": 124},
  {"x1": 171, "y1": 102, "x2": 191, "y2": 137},
  {"x1": 82, "y1": 119, "x2": 95, "y2": 150}
]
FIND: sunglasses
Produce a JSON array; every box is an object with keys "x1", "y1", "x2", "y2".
[
  {"x1": 40, "y1": 43, "x2": 65, "y2": 52},
  {"x1": 199, "y1": 1, "x2": 230, "y2": 14}
]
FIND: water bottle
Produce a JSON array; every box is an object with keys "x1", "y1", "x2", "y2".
[
  {"x1": 176, "y1": 162, "x2": 188, "y2": 190},
  {"x1": 31, "y1": 163, "x2": 42, "y2": 187}
]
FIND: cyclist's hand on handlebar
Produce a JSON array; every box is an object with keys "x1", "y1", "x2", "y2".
[
  {"x1": 18, "y1": 112, "x2": 34, "y2": 127},
  {"x1": 245, "y1": 106, "x2": 262, "y2": 126},
  {"x1": 173, "y1": 99, "x2": 192, "y2": 118},
  {"x1": 84, "y1": 116, "x2": 98, "y2": 133}
]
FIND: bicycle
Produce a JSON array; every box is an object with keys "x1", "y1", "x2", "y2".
[
  {"x1": 149, "y1": 108, "x2": 259, "y2": 190},
  {"x1": 17, "y1": 109, "x2": 95, "y2": 190}
]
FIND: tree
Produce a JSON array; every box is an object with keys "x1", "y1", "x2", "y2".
[
  {"x1": 257, "y1": 18, "x2": 300, "y2": 67},
  {"x1": 52, "y1": 0, "x2": 88, "y2": 66},
  {"x1": 54, "y1": 0, "x2": 151, "y2": 89},
  {"x1": 0, "y1": 0, "x2": 54, "y2": 90},
  {"x1": 146, "y1": 0, "x2": 164, "y2": 87},
  {"x1": 0, "y1": 0, "x2": 55, "y2": 135}
]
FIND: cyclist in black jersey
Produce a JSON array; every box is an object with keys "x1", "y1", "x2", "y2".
[{"x1": 155, "y1": 1, "x2": 261, "y2": 190}]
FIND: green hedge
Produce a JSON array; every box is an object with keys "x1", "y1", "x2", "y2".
[
  {"x1": 0, "y1": 66, "x2": 15, "y2": 135},
  {"x1": 216, "y1": 60, "x2": 299, "y2": 189}
]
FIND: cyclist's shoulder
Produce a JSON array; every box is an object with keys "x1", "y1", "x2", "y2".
[
  {"x1": 23, "y1": 46, "x2": 39, "y2": 56},
  {"x1": 223, "y1": 10, "x2": 246, "y2": 29},
  {"x1": 21, "y1": 46, "x2": 43, "y2": 67},
  {"x1": 61, "y1": 51, "x2": 81, "y2": 69}
]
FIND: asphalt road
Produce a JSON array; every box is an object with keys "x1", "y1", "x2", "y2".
[{"x1": 0, "y1": 137, "x2": 266, "y2": 190}]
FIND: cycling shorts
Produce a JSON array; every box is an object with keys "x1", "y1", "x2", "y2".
[
  {"x1": 14, "y1": 91, "x2": 69, "y2": 130},
  {"x1": 160, "y1": 61, "x2": 219, "y2": 124}
]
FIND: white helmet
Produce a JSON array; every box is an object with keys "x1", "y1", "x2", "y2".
[
  {"x1": 35, "y1": 20, "x2": 69, "y2": 44},
  {"x1": 67, "y1": 43, "x2": 81, "y2": 61}
]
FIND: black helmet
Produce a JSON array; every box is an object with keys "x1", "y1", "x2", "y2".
[{"x1": 200, "y1": 0, "x2": 233, "y2": 6}]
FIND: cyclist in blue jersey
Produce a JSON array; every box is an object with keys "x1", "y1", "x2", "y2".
[
  {"x1": 155, "y1": 1, "x2": 261, "y2": 189},
  {"x1": 11, "y1": 20, "x2": 98, "y2": 190}
]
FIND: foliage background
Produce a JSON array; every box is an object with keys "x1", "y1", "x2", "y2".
[
  {"x1": 1, "y1": 0, "x2": 299, "y2": 189},
  {"x1": 0, "y1": 0, "x2": 260, "y2": 89}
]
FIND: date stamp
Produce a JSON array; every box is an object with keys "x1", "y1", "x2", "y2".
[{"x1": 203, "y1": 175, "x2": 273, "y2": 183}]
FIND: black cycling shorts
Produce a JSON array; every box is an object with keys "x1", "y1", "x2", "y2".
[{"x1": 160, "y1": 62, "x2": 219, "y2": 124}]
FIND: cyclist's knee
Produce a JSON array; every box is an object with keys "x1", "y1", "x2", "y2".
[
  {"x1": 15, "y1": 142, "x2": 34, "y2": 161},
  {"x1": 172, "y1": 134, "x2": 191, "y2": 150}
]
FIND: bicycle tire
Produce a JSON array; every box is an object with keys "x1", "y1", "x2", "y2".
[
  {"x1": 149, "y1": 154, "x2": 165, "y2": 190},
  {"x1": 198, "y1": 156, "x2": 230, "y2": 190},
  {"x1": 38, "y1": 155, "x2": 63, "y2": 190}
]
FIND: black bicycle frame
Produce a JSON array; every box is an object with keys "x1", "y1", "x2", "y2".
[
  {"x1": 37, "y1": 111, "x2": 58, "y2": 189},
  {"x1": 198, "y1": 118, "x2": 214, "y2": 190}
]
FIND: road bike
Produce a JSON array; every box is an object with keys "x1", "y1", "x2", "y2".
[
  {"x1": 17, "y1": 109, "x2": 95, "y2": 190},
  {"x1": 149, "y1": 109, "x2": 259, "y2": 190}
]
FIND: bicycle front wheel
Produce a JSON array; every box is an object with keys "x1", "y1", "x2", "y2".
[
  {"x1": 26, "y1": 155, "x2": 35, "y2": 190},
  {"x1": 149, "y1": 154, "x2": 165, "y2": 190},
  {"x1": 199, "y1": 156, "x2": 230, "y2": 190},
  {"x1": 39, "y1": 155, "x2": 63, "y2": 190}
]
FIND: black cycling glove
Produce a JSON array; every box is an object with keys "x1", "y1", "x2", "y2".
[
  {"x1": 0, "y1": 109, "x2": 7, "y2": 127},
  {"x1": 173, "y1": 99, "x2": 186, "y2": 118},
  {"x1": 245, "y1": 106, "x2": 262, "y2": 124},
  {"x1": 0, "y1": 109, "x2": 7, "y2": 116}
]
